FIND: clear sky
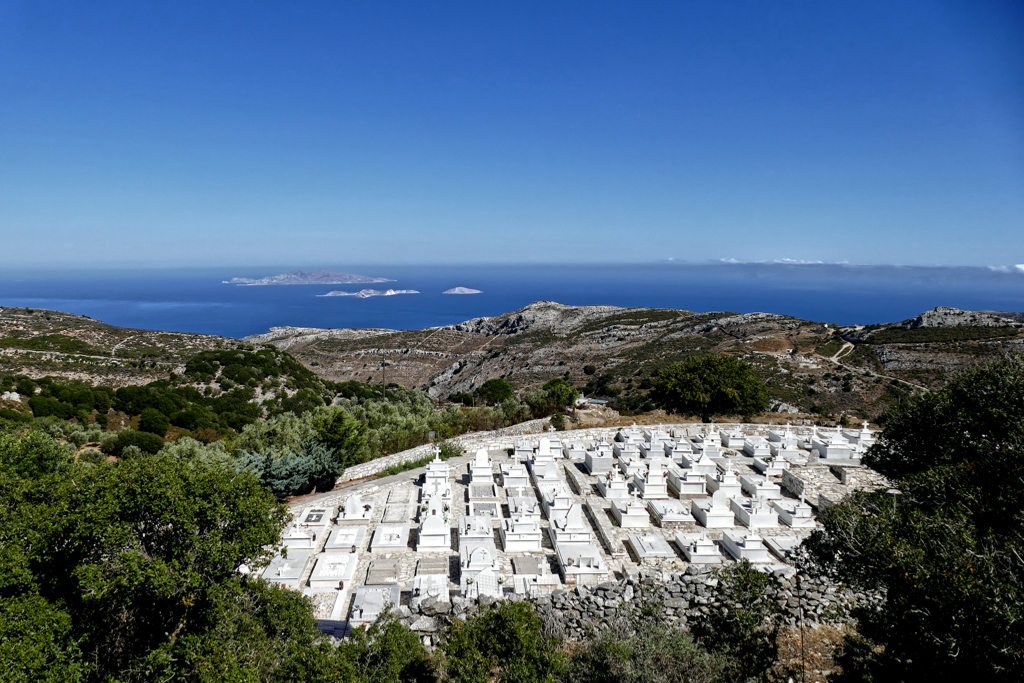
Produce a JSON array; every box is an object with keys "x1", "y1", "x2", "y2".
[{"x1": 1, "y1": 1, "x2": 1021, "y2": 268}]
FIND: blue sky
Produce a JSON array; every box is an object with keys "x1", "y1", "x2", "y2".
[{"x1": 1, "y1": 1, "x2": 1021, "y2": 268}]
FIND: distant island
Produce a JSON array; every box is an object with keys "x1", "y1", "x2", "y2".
[
  {"x1": 443, "y1": 287, "x2": 482, "y2": 294},
  {"x1": 223, "y1": 269, "x2": 395, "y2": 286},
  {"x1": 317, "y1": 289, "x2": 419, "y2": 298}
]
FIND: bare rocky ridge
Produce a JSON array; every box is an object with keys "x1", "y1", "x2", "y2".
[{"x1": 899, "y1": 306, "x2": 1023, "y2": 329}]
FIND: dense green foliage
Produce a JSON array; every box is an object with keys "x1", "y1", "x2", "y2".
[
  {"x1": 650, "y1": 355, "x2": 768, "y2": 421},
  {"x1": 807, "y1": 355, "x2": 1024, "y2": 682},
  {"x1": 566, "y1": 606, "x2": 725, "y2": 683},
  {"x1": 439, "y1": 601, "x2": 565, "y2": 683},
  {"x1": 477, "y1": 378, "x2": 514, "y2": 405}
]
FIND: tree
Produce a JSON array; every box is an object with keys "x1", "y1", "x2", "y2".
[
  {"x1": 807, "y1": 355, "x2": 1024, "y2": 682},
  {"x1": 0, "y1": 428, "x2": 74, "y2": 480},
  {"x1": 138, "y1": 407, "x2": 170, "y2": 437},
  {"x1": 566, "y1": 604, "x2": 724, "y2": 683},
  {"x1": 0, "y1": 453, "x2": 300, "y2": 681},
  {"x1": 541, "y1": 378, "x2": 578, "y2": 411},
  {"x1": 650, "y1": 355, "x2": 768, "y2": 422},
  {"x1": 477, "y1": 378, "x2": 514, "y2": 405},
  {"x1": 439, "y1": 601, "x2": 566, "y2": 683}
]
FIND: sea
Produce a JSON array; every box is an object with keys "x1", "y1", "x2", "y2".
[{"x1": 1, "y1": 263, "x2": 1022, "y2": 339}]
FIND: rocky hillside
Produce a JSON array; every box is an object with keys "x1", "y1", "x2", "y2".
[
  {"x1": 247, "y1": 302, "x2": 1024, "y2": 421},
  {"x1": 4, "y1": 302, "x2": 1022, "y2": 423},
  {"x1": 0, "y1": 305, "x2": 245, "y2": 388}
]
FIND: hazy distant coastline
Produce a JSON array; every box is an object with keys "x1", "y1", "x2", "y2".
[
  {"x1": 317, "y1": 289, "x2": 419, "y2": 298},
  {"x1": 224, "y1": 269, "x2": 394, "y2": 286}
]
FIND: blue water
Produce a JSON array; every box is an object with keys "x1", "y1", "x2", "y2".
[{"x1": 1, "y1": 264, "x2": 1022, "y2": 339}]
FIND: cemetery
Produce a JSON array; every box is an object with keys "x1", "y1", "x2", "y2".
[{"x1": 272, "y1": 420, "x2": 890, "y2": 640}]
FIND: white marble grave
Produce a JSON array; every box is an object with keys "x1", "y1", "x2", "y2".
[
  {"x1": 647, "y1": 498, "x2": 693, "y2": 527},
  {"x1": 350, "y1": 584, "x2": 401, "y2": 627},
  {"x1": 675, "y1": 531, "x2": 721, "y2": 564},
  {"x1": 412, "y1": 573, "x2": 450, "y2": 608},
  {"x1": 668, "y1": 468, "x2": 708, "y2": 496},
  {"x1": 772, "y1": 497, "x2": 815, "y2": 527},
  {"x1": 730, "y1": 496, "x2": 779, "y2": 528},
  {"x1": 634, "y1": 460, "x2": 670, "y2": 500},
  {"x1": 338, "y1": 494, "x2": 375, "y2": 525},
  {"x1": 721, "y1": 531, "x2": 771, "y2": 562},
  {"x1": 500, "y1": 515, "x2": 544, "y2": 552},
  {"x1": 324, "y1": 525, "x2": 367, "y2": 553},
  {"x1": 262, "y1": 550, "x2": 311, "y2": 589},
  {"x1": 309, "y1": 553, "x2": 357, "y2": 588},
  {"x1": 597, "y1": 470, "x2": 631, "y2": 500},
  {"x1": 740, "y1": 474, "x2": 783, "y2": 500},
  {"x1": 611, "y1": 496, "x2": 651, "y2": 528},
  {"x1": 628, "y1": 532, "x2": 676, "y2": 561},
  {"x1": 370, "y1": 524, "x2": 410, "y2": 552},
  {"x1": 691, "y1": 490, "x2": 736, "y2": 528}
]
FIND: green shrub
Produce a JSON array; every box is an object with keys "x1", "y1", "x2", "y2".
[{"x1": 139, "y1": 408, "x2": 170, "y2": 437}]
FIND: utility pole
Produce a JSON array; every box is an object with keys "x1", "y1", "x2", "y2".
[{"x1": 381, "y1": 350, "x2": 386, "y2": 401}]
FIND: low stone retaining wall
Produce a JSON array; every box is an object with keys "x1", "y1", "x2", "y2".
[{"x1": 383, "y1": 565, "x2": 882, "y2": 646}]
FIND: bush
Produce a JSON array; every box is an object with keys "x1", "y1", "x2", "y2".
[
  {"x1": 567, "y1": 606, "x2": 725, "y2": 683},
  {"x1": 102, "y1": 429, "x2": 165, "y2": 458},
  {"x1": 78, "y1": 449, "x2": 106, "y2": 465},
  {"x1": 139, "y1": 408, "x2": 170, "y2": 437},
  {"x1": 439, "y1": 601, "x2": 565, "y2": 683},
  {"x1": 651, "y1": 355, "x2": 768, "y2": 422}
]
